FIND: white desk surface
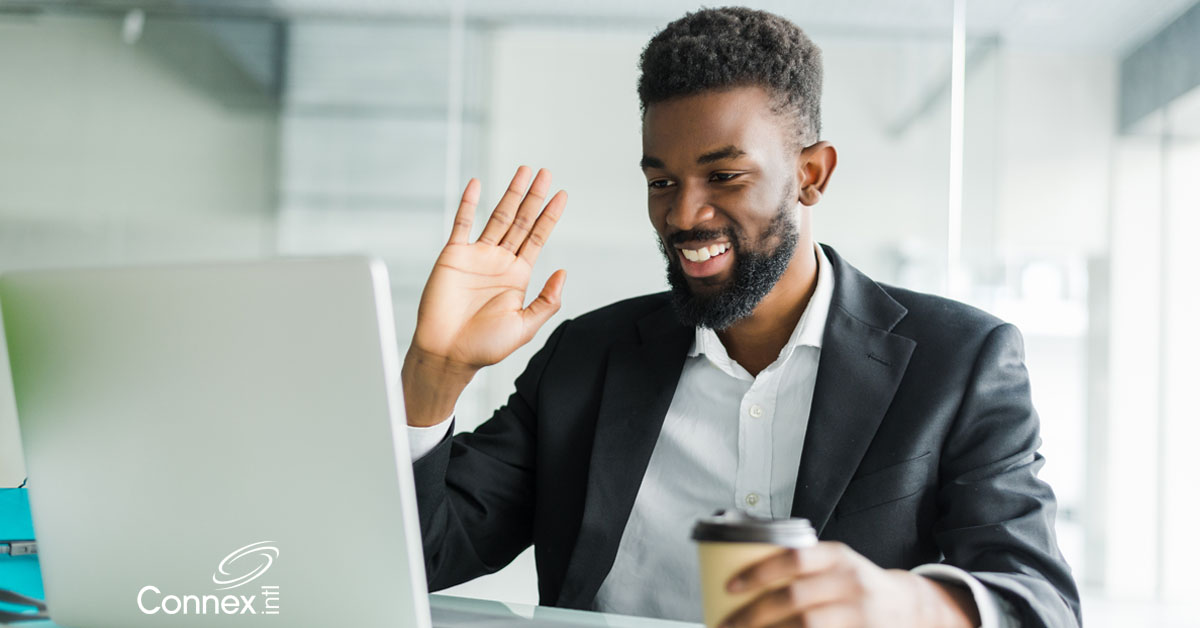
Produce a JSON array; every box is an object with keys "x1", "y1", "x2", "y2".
[
  {"x1": 432, "y1": 595, "x2": 702, "y2": 626},
  {"x1": 10, "y1": 594, "x2": 703, "y2": 627}
]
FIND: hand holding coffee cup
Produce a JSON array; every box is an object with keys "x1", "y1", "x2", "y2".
[
  {"x1": 691, "y1": 511, "x2": 817, "y2": 628},
  {"x1": 694, "y1": 511, "x2": 982, "y2": 628}
]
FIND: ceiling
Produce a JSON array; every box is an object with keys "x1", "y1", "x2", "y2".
[
  {"x1": 4, "y1": 0, "x2": 1197, "y2": 54},
  {"x1": 263, "y1": 0, "x2": 1197, "y2": 54}
]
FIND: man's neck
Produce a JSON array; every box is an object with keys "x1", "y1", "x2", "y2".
[{"x1": 716, "y1": 243, "x2": 819, "y2": 377}]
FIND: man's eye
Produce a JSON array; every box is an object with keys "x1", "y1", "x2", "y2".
[
  {"x1": 710, "y1": 172, "x2": 740, "y2": 182},
  {"x1": 648, "y1": 179, "x2": 674, "y2": 189}
]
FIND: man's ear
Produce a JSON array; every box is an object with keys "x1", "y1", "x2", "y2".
[{"x1": 796, "y1": 141, "x2": 838, "y2": 206}]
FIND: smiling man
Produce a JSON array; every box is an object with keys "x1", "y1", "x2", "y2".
[{"x1": 401, "y1": 7, "x2": 1080, "y2": 628}]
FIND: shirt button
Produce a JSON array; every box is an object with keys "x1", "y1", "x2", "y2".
[
  {"x1": 745, "y1": 493, "x2": 760, "y2": 507},
  {"x1": 748, "y1": 404, "x2": 763, "y2": 418}
]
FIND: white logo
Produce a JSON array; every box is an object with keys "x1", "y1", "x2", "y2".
[
  {"x1": 212, "y1": 541, "x2": 280, "y2": 590},
  {"x1": 137, "y1": 542, "x2": 281, "y2": 616}
]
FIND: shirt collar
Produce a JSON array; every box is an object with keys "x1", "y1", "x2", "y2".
[{"x1": 688, "y1": 243, "x2": 835, "y2": 366}]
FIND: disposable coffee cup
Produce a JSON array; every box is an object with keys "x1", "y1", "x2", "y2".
[{"x1": 691, "y1": 511, "x2": 817, "y2": 628}]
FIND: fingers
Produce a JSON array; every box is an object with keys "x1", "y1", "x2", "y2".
[
  {"x1": 721, "y1": 573, "x2": 847, "y2": 628},
  {"x1": 448, "y1": 178, "x2": 481, "y2": 245},
  {"x1": 516, "y1": 189, "x2": 567, "y2": 266},
  {"x1": 728, "y1": 543, "x2": 847, "y2": 594},
  {"x1": 521, "y1": 269, "x2": 566, "y2": 339},
  {"x1": 477, "y1": 166, "x2": 533, "y2": 246},
  {"x1": 776, "y1": 603, "x2": 855, "y2": 628},
  {"x1": 455, "y1": 166, "x2": 567, "y2": 264},
  {"x1": 498, "y1": 168, "x2": 552, "y2": 253},
  {"x1": 721, "y1": 543, "x2": 880, "y2": 628}
]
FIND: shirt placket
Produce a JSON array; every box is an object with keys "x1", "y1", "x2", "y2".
[{"x1": 735, "y1": 368, "x2": 779, "y2": 518}]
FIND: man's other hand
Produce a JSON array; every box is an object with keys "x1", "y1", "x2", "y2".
[{"x1": 720, "y1": 541, "x2": 980, "y2": 628}]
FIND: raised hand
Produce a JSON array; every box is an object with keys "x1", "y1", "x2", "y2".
[{"x1": 402, "y1": 166, "x2": 568, "y2": 426}]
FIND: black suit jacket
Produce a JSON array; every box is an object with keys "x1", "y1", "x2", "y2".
[{"x1": 412, "y1": 245, "x2": 1081, "y2": 627}]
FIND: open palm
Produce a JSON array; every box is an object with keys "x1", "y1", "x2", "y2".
[{"x1": 412, "y1": 166, "x2": 568, "y2": 370}]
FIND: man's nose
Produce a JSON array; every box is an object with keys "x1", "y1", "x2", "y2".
[{"x1": 666, "y1": 183, "x2": 715, "y2": 231}]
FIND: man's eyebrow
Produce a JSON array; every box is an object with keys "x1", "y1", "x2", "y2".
[
  {"x1": 641, "y1": 147, "x2": 747, "y2": 170},
  {"x1": 640, "y1": 155, "x2": 665, "y2": 170},
  {"x1": 697, "y1": 146, "x2": 746, "y2": 165}
]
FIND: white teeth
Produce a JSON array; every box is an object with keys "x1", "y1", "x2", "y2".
[{"x1": 680, "y1": 244, "x2": 729, "y2": 263}]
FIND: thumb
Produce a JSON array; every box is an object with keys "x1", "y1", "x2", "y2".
[{"x1": 521, "y1": 269, "x2": 566, "y2": 340}]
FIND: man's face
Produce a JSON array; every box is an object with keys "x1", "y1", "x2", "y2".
[{"x1": 641, "y1": 86, "x2": 803, "y2": 330}]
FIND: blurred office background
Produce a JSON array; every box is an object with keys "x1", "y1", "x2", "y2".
[{"x1": 0, "y1": 0, "x2": 1197, "y2": 625}]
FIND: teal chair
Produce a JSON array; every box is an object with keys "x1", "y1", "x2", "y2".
[{"x1": 1, "y1": 488, "x2": 47, "y2": 623}]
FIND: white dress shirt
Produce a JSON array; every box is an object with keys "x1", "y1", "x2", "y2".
[{"x1": 409, "y1": 245, "x2": 1013, "y2": 626}]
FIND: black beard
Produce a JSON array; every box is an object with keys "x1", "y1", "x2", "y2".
[{"x1": 657, "y1": 198, "x2": 800, "y2": 330}]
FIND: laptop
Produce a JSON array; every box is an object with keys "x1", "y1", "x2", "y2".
[{"x1": 0, "y1": 257, "x2": 431, "y2": 628}]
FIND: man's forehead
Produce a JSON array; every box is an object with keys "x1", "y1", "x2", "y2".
[
  {"x1": 641, "y1": 88, "x2": 780, "y2": 165},
  {"x1": 644, "y1": 87, "x2": 772, "y2": 128}
]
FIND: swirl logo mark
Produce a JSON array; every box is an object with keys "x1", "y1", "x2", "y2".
[{"x1": 211, "y1": 541, "x2": 279, "y2": 591}]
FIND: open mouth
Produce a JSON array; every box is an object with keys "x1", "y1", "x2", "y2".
[
  {"x1": 678, "y1": 242, "x2": 729, "y2": 262},
  {"x1": 675, "y1": 242, "x2": 733, "y2": 278}
]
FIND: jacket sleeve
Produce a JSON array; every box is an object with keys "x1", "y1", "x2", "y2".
[
  {"x1": 934, "y1": 322, "x2": 1082, "y2": 627},
  {"x1": 410, "y1": 320, "x2": 570, "y2": 591}
]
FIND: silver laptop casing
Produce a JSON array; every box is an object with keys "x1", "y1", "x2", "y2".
[{"x1": 1, "y1": 257, "x2": 430, "y2": 628}]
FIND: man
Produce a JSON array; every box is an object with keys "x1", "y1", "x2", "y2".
[{"x1": 401, "y1": 7, "x2": 1080, "y2": 628}]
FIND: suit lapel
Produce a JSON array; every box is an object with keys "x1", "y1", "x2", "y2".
[
  {"x1": 557, "y1": 247, "x2": 916, "y2": 606},
  {"x1": 557, "y1": 303, "x2": 692, "y2": 609},
  {"x1": 790, "y1": 246, "x2": 917, "y2": 535}
]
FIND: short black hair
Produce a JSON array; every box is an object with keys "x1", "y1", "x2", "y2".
[{"x1": 638, "y1": 7, "x2": 823, "y2": 148}]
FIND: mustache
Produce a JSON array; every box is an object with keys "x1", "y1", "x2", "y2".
[{"x1": 665, "y1": 228, "x2": 736, "y2": 247}]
